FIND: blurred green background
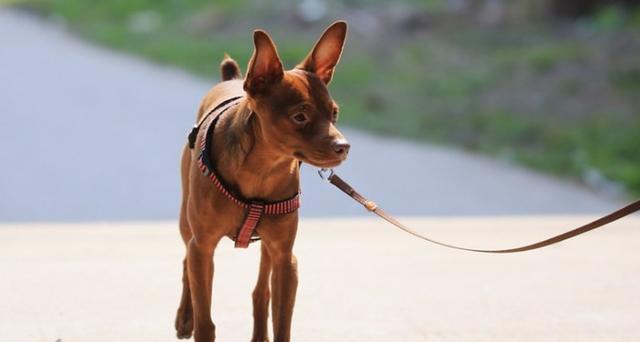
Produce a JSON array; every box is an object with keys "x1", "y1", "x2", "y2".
[{"x1": 14, "y1": 0, "x2": 640, "y2": 196}]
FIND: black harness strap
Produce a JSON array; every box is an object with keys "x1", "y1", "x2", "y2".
[{"x1": 188, "y1": 95, "x2": 243, "y2": 149}]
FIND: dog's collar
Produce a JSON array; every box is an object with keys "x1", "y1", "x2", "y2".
[{"x1": 193, "y1": 97, "x2": 301, "y2": 248}]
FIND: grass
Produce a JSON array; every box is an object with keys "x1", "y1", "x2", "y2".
[{"x1": 14, "y1": 0, "x2": 640, "y2": 197}]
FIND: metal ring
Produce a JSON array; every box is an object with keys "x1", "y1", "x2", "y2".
[{"x1": 317, "y1": 168, "x2": 334, "y2": 181}]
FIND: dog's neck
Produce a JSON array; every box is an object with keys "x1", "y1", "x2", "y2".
[{"x1": 211, "y1": 101, "x2": 300, "y2": 202}]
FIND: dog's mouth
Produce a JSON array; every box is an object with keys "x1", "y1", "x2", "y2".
[{"x1": 294, "y1": 151, "x2": 345, "y2": 168}]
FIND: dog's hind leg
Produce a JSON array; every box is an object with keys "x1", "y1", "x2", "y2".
[
  {"x1": 175, "y1": 201, "x2": 194, "y2": 339},
  {"x1": 251, "y1": 243, "x2": 272, "y2": 342},
  {"x1": 176, "y1": 255, "x2": 194, "y2": 339},
  {"x1": 176, "y1": 147, "x2": 195, "y2": 339}
]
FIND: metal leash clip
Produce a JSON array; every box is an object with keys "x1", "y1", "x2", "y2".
[{"x1": 317, "y1": 168, "x2": 335, "y2": 182}]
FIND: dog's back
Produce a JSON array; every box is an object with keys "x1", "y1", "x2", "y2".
[{"x1": 179, "y1": 55, "x2": 245, "y2": 246}]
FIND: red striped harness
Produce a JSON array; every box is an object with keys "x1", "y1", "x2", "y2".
[{"x1": 188, "y1": 97, "x2": 301, "y2": 248}]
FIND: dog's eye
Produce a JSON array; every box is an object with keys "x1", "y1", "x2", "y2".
[
  {"x1": 332, "y1": 109, "x2": 339, "y2": 123},
  {"x1": 291, "y1": 112, "x2": 309, "y2": 125}
]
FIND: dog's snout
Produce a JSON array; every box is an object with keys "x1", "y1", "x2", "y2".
[{"x1": 332, "y1": 139, "x2": 351, "y2": 156}]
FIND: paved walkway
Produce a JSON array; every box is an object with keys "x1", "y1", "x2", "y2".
[
  {"x1": 0, "y1": 8, "x2": 622, "y2": 221},
  {"x1": 1, "y1": 218, "x2": 639, "y2": 341}
]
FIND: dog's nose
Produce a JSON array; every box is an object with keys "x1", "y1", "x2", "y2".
[{"x1": 332, "y1": 139, "x2": 351, "y2": 156}]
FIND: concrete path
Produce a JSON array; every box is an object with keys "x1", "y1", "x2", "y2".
[
  {"x1": 1, "y1": 218, "x2": 639, "y2": 341},
  {"x1": 0, "y1": 8, "x2": 622, "y2": 221}
]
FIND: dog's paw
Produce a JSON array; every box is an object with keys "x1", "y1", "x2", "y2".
[
  {"x1": 175, "y1": 307, "x2": 194, "y2": 339},
  {"x1": 175, "y1": 318, "x2": 193, "y2": 339},
  {"x1": 176, "y1": 328, "x2": 192, "y2": 340}
]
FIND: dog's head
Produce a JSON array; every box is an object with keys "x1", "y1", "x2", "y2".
[{"x1": 243, "y1": 21, "x2": 349, "y2": 169}]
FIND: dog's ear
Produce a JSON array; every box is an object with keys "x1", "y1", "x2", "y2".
[
  {"x1": 296, "y1": 21, "x2": 347, "y2": 85},
  {"x1": 244, "y1": 30, "x2": 284, "y2": 95}
]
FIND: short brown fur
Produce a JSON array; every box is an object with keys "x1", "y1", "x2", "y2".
[{"x1": 175, "y1": 22, "x2": 349, "y2": 342}]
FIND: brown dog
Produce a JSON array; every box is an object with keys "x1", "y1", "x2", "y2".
[{"x1": 175, "y1": 22, "x2": 349, "y2": 342}]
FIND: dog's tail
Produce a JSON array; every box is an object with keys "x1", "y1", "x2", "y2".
[{"x1": 220, "y1": 53, "x2": 242, "y2": 81}]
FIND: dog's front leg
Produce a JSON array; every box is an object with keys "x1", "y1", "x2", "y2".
[
  {"x1": 252, "y1": 243, "x2": 272, "y2": 342},
  {"x1": 269, "y1": 247, "x2": 298, "y2": 342},
  {"x1": 187, "y1": 237, "x2": 217, "y2": 342}
]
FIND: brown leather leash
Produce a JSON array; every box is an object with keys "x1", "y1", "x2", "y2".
[{"x1": 319, "y1": 169, "x2": 640, "y2": 253}]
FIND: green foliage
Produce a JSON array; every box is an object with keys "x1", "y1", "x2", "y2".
[
  {"x1": 610, "y1": 68, "x2": 640, "y2": 92},
  {"x1": 591, "y1": 5, "x2": 626, "y2": 31},
  {"x1": 495, "y1": 41, "x2": 587, "y2": 73}
]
